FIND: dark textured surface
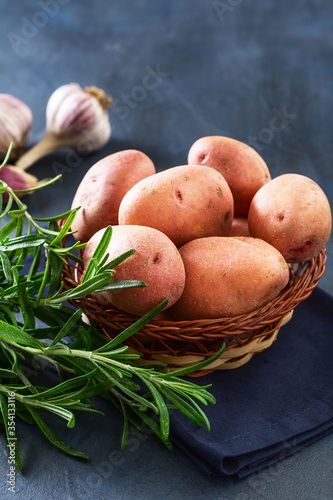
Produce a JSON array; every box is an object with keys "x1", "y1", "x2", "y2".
[
  {"x1": 171, "y1": 287, "x2": 333, "y2": 479},
  {"x1": 0, "y1": 1, "x2": 333, "y2": 498}
]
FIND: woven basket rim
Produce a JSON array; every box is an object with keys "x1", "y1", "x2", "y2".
[
  {"x1": 61, "y1": 245, "x2": 326, "y2": 350},
  {"x1": 61, "y1": 243, "x2": 326, "y2": 375}
]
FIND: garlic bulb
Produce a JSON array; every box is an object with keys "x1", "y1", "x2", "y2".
[
  {"x1": 16, "y1": 84, "x2": 112, "y2": 170},
  {"x1": 0, "y1": 94, "x2": 33, "y2": 160},
  {"x1": 0, "y1": 164, "x2": 44, "y2": 202},
  {"x1": 46, "y1": 84, "x2": 111, "y2": 152}
]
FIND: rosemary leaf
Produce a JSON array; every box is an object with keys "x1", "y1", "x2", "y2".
[
  {"x1": 26, "y1": 406, "x2": 89, "y2": 459},
  {"x1": 0, "y1": 147, "x2": 218, "y2": 471}
]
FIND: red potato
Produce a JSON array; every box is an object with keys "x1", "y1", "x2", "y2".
[
  {"x1": 118, "y1": 164, "x2": 234, "y2": 247},
  {"x1": 248, "y1": 173, "x2": 332, "y2": 263},
  {"x1": 229, "y1": 217, "x2": 250, "y2": 237},
  {"x1": 71, "y1": 150, "x2": 155, "y2": 242},
  {"x1": 188, "y1": 136, "x2": 271, "y2": 217},
  {"x1": 170, "y1": 236, "x2": 289, "y2": 320},
  {"x1": 83, "y1": 225, "x2": 186, "y2": 316}
]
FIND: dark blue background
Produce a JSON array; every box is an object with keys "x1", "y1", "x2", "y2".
[{"x1": 0, "y1": 1, "x2": 332, "y2": 498}]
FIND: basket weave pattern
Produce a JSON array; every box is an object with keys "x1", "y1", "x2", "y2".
[{"x1": 61, "y1": 249, "x2": 326, "y2": 375}]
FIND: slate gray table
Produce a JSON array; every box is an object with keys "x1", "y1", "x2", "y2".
[{"x1": 0, "y1": 1, "x2": 332, "y2": 499}]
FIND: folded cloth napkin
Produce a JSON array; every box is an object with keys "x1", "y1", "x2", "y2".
[{"x1": 170, "y1": 287, "x2": 333, "y2": 478}]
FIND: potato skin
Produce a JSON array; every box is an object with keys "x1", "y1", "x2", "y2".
[
  {"x1": 71, "y1": 150, "x2": 155, "y2": 242},
  {"x1": 170, "y1": 236, "x2": 289, "y2": 320},
  {"x1": 188, "y1": 136, "x2": 271, "y2": 217},
  {"x1": 248, "y1": 174, "x2": 332, "y2": 263},
  {"x1": 118, "y1": 165, "x2": 234, "y2": 247},
  {"x1": 83, "y1": 225, "x2": 186, "y2": 316}
]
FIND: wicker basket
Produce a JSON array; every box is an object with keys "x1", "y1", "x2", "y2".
[{"x1": 61, "y1": 248, "x2": 326, "y2": 376}]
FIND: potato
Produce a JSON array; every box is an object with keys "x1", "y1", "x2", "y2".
[
  {"x1": 188, "y1": 136, "x2": 271, "y2": 217},
  {"x1": 248, "y1": 174, "x2": 332, "y2": 263},
  {"x1": 83, "y1": 225, "x2": 186, "y2": 316},
  {"x1": 170, "y1": 236, "x2": 289, "y2": 320},
  {"x1": 71, "y1": 150, "x2": 155, "y2": 242},
  {"x1": 229, "y1": 217, "x2": 250, "y2": 237},
  {"x1": 118, "y1": 165, "x2": 234, "y2": 247}
]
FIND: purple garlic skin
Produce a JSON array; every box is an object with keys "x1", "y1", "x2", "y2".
[
  {"x1": 0, "y1": 94, "x2": 33, "y2": 159},
  {"x1": 46, "y1": 83, "x2": 112, "y2": 153},
  {"x1": 0, "y1": 165, "x2": 40, "y2": 202}
]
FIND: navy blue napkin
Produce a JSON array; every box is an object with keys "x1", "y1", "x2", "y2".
[{"x1": 170, "y1": 287, "x2": 333, "y2": 478}]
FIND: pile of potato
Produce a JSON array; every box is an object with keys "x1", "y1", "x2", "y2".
[{"x1": 71, "y1": 136, "x2": 332, "y2": 320}]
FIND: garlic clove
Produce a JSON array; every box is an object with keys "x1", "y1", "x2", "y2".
[
  {"x1": 0, "y1": 94, "x2": 33, "y2": 160},
  {"x1": 74, "y1": 106, "x2": 111, "y2": 155},
  {"x1": 16, "y1": 84, "x2": 112, "y2": 170},
  {"x1": 46, "y1": 84, "x2": 112, "y2": 153},
  {"x1": 46, "y1": 83, "x2": 96, "y2": 136},
  {"x1": 46, "y1": 84, "x2": 112, "y2": 150},
  {"x1": 45, "y1": 83, "x2": 81, "y2": 132},
  {"x1": 0, "y1": 164, "x2": 44, "y2": 202}
]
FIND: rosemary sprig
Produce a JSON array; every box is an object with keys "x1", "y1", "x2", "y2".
[{"x1": 0, "y1": 147, "x2": 222, "y2": 470}]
